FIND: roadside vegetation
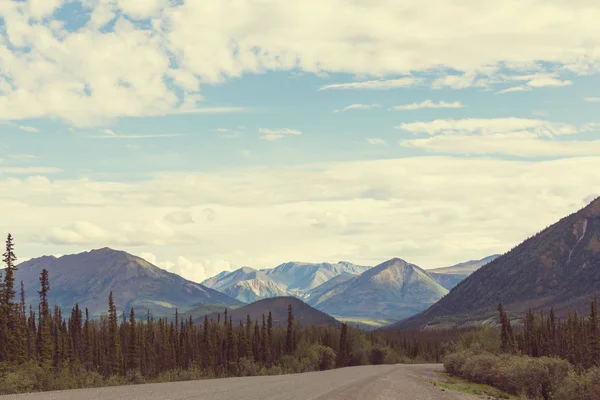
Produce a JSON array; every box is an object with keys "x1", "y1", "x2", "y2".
[
  {"x1": 443, "y1": 302, "x2": 600, "y2": 399},
  {"x1": 0, "y1": 234, "x2": 456, "y2": 394}
]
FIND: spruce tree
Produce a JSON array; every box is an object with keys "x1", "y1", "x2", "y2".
[
  {"x1": 128, "y1": 308, "x2": 139, "y2": 371},
  {"x1": 286, "y1": 304, "x2": 294, "y2": 354}
]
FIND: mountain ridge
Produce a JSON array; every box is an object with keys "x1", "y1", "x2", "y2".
[
  {"x1": 394, "y1": 197, "x2": 600, "y2": 329},
  {"x1": 15, "y1": 247, "x2": 240, "y2": 317}
]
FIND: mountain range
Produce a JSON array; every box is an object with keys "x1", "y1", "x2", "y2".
[
  {"x1": 14, "y1": 248, "x2": 241, "y2": 317},
  {"x1": 12, "y1": 244, "x2": 495, "y2": 324},
  {"x1": 427, "y1": 255, "x2": 500, "y2": 290},
  {"x1": 395, "y1": 197, "x2": 600, "y2": 329}
]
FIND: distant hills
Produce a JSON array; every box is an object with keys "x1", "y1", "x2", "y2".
[
  {"x1": 428, "y1": 255, "x2": 500, "y2": 290},
  {"x1": 204, "y1": 297, "x2": 339, "y2": 327},
  {"x1": 15, "y1": 248, "x2": 240, "y2": 317},
  {"x1": 202, "y1": 256, "x2": 495, "y2": 321},
  {"x1": 395, "y1": 197, "x2": 600, "y2": 329},
  {"x1": 13, "y1": 244, "x2": 499, "y2": 324},
  {"x1": 201, "y1": 261, "x2": 370, "y2": 302},
  {"x1": 307, "y1": 258, "x2": 449, "y2": 320}
]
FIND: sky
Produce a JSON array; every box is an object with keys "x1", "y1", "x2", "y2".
[{"x1": 1, "y1": 0, "x2": 600, "y2": 283}]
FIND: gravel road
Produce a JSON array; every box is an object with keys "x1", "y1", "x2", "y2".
[{"x1": 2, "y1": 364, "x2": 475, "y2": 400}]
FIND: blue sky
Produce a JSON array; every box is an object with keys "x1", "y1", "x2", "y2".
[{"x1": 1, "y1": 0, "x2": 599, "y2": 282}]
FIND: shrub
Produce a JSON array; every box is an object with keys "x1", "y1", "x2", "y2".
[{"x1": 370, "y1": 344, "x2": 388, "y2": 365}]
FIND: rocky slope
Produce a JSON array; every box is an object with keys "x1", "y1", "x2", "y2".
[
  {"x1": 310, "y1": 258, "x2": 449, "y2": 320},
  {"x1": 395, "y1": 197, "x2": 600, "y2": 329}
]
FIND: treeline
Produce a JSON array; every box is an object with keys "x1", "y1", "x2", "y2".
[
  {"x1": 0, "y1": 234, "x2": 458, "y2": 394},
  {"x1": 498, "y1": 301, "x2": 600, "y2": 369},
  {"x1": 444, "y1": 302, "x2": 600, "y2": 399}
]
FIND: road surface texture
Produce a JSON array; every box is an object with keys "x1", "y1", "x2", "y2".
[{"x1": 3, "y1": 364, "x2": 475, "y2": 400}]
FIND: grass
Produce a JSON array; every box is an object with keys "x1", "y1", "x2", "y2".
[
  {"x1": 333, "y1": 316, "x2": 394, "y2": 327},
  {"x1": 431, "y1": 373, "x2": 516, "y2": 399}
]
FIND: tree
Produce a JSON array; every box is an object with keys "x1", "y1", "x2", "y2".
[
  {"x1": 3, "y1": 233, "x2": 18, "y2": 362},
  {"x1": 107, "y1": 292, "x2": 122, "y2": 375},
  {"x1": 286, "y1": 304, "x2": 295, "y2": 354},
  {"x1": 127, "y1": 308, "x2": 139, "y2": 371},
  {"x1": 498, "y1": 303, "x2": 514, "y2": 353},
  {"x1": 337, "y1": 323, "x2": 349, "y2": 367},
  {"x1": 37, "y1": 269, "x2": 52, "y2": 363}
]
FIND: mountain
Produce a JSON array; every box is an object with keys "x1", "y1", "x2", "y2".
[
  {"x1": 222, "y1": 279, "x2": 289, "y2": 303},
  {"x1": 310, "y1": 258, "x2": 449, "y2": 320},
  {"x1": 15, "y1": 248, "x2": 240, "y2": 317},
  {"x1": 264, "y1": 261, "x2": 371, "y2": 293},
  {"x1": 395, "y1": 197, "x2": 600, "y2": 329},
  {"x1": 304, "y1": 273, "x2": 358, "y2": 305},
  {"x1": 202, "y1": 261, "x2": 370, "y2": 302},
  {"x1": 201, "y1": 266, "x2": 290, "y2": 302},
  {"x1": 427, "y1": 255, "x2": 500, "y2": 290},
  {"x1": 204, "y1": 296, "x2": 339, "y2": 327}
]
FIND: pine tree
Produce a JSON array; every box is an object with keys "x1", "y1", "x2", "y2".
[
  {"x1": 589, "y1": 298, "x2": 600, "y2": 367},
  {"x1": 337, "y1": 323, "x2": 349, "y2": 367},
  {"x1": 127, "y1": 308, "x2": 139, "y2": 371},
  {"x1": 107, "y1": 292, "x2": 122, "y2": 375},
  {"x1": 286, "y1": 304, "x2": 295, "y2": 354},
  {"x1": 498, "y1": 303, "x2": 514, "y2": 353},
  {"x1": 3, "y1": 234, "x2": 18, "y2": 362},
  {"x1": 37, "y1": 269, "x2": 52, "y2": 364}
]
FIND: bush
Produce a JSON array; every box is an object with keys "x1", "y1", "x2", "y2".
[
  {"x1": 444, "y1": 349, "x2": 574, "y2": 400},
  {"x1": 370, "y1": 344, "x2": 388, "y2": 365},
  {"x1": 553, "y1": 366, "x2": 600, "y2": 400},
  {"x1": 237, "y1": 357, "x2": 258, "y2": 377}
]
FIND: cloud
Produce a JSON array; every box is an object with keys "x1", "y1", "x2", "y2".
[
  {"x1": 18, "y1": 125, "x2": 40, "y2": 133},
  {"x1": 2, "y1": 2, "x2": 600, "y2": 125},
  {"x1": 0, "y1": 167, "x2": 61, "y2": 174},
  {"x1": 396, "y1": 118, "x2": 600, "y2": 157},
  {"x1": 366, "y1": 138, "x2": 386, "y2": 145},
  {"x1": 392, "y1": 100, "x2": 464, "y2": 111},
  {"x1": 8, "y1": 154, "x2": 40, "y2": 160},
  {"x1": 164, "y1": 210, "x2": 195, "y2": 225},
  {"x1": 496, "y1": 86, "x2": 531, "y2": 94},
  {"x1": 8, "y1": 156, "x2": 600, "y2": 272},
  {"x1": 585, "y1": 97, "x2": 600, "y2": 102},
  {"x1": 89, "y1": 129, "x2": 184, "y2": 139},
  {"x1": 213, "y1": 128, "x2": 230, "y2": 132},
  {"x1": 334, "y1": 103, "x2": 379, "y2": 112},
  {"x1": 259, "y1": 128, "x2": 302, "y2": 141},
  {"x1": 319, "y1": 78, "x2": 420, "y2": 91},
  {"x1": 400, "y1": 133, "x2": 600, "y2": 158},
  {"x1": 496, "y1": 74, "x2": 572, "y2": 94},
  {"x1": 396, "y1": 118, "x2": 578, "y2": 136}
]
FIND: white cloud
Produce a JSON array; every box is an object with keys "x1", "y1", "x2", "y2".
[
  {"x1": 0, "y1": 167, "x2": 61, "y2": 174},
  {"x1": 527, "y1": 77, "x2": 572, "y2": 88},
  {"x1": 335, "y1": 103, "x2": 379, "y2": 112},
  {"x1": 8, "y1": 154, "x2": 40, "y2": 160},
  {"x1": 396, "y1": 118, "x2": 600, "y2": 157},
  {"x1": 392, "y1": 100, "x2": 464, "y2": 111},
  {"x1": 90, "y1": 129, "x2": 184, "y2": 139},
  {"x1": 396, "y1": 118, "x2": 578, "y2": 136},
  {"x1": 8, "y1": 156, "x2": 600, "y2": 272},
  {"x1": 319, "y1": 78, "x2": 420, "y2": 91},
  {"x1": 401, "y1": 133, "x2": 600, "y2": 157},
  {"x1": 164, "y1": 210, "x2": 195, "y2": 225},
  {"x1": 1, "y1": 2, "x2": 600, "y2": 125},
  {"x1": 496, "y1": 85, "x2": 531, "y2": 94},
  {"x1": 496, "y1": 74, "x2": 572, "y2": 94},
  {"x1": 259, "y1": 128, "x2": 302, "y2": 141},
  {"x1": 366, "y1": 138, "x2": 387, "y2": 145},
  {"x1": 585, "y1": 97, "x2": 600, "y2": 102},
  {"x1": 18, "y1": 125, "x2": 40, "y2": 133}
]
